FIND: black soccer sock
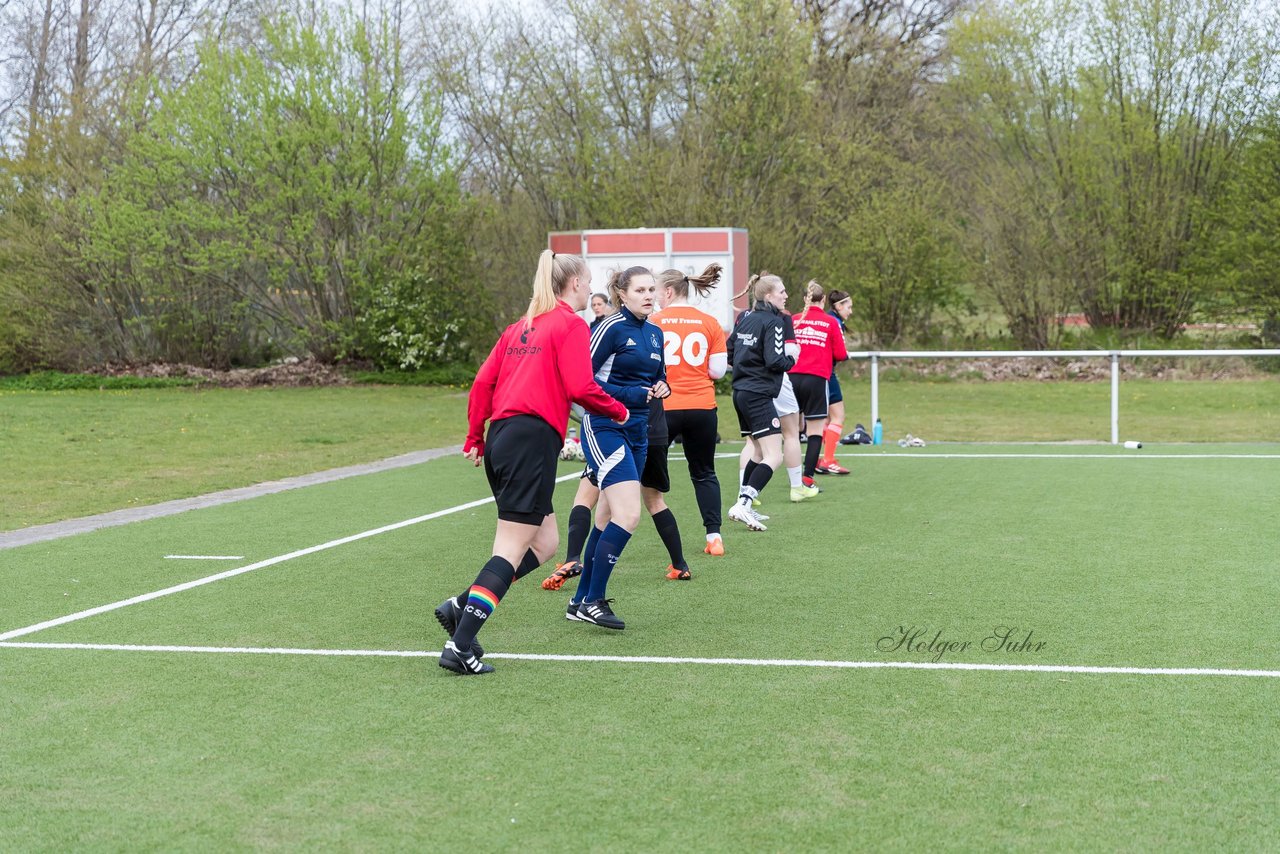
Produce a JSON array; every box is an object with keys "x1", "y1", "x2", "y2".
[
  {"x1": 651, "y1": 508, "x2": 687, "y2": 571},
  {"x1": 564, "y1": 504, "x2": 592, "y2": 564},
  {"x1": 458, "y1": 549, "x2": 537, "y2": 601},
  {"x1": 803, "y1": 434, "x2": 823, "y2": 478},
  {"x1": 742, "y1": 459, "x2": 758, "y2": 489},
  {"x1": 746, "y1": 462, "x2": 774, "y2": 496},
  {"x1": 450, "y1": 556, "x2": 515, "y2": 652},
  {"x1": 512, "y1": 549, "x2": 541, "y2": 582}
]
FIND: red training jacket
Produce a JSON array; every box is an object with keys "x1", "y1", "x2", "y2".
[
  {"x1": 465, "y1": 300, "x2": 629, "y2": 456},
  {"x1": 790, "y1": 305, "x2": 849, "y2": 377}
]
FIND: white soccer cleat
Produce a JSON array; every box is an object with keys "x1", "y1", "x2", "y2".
[{"x1": 728, "y1": 502, "x2": 767, "y2": 531}]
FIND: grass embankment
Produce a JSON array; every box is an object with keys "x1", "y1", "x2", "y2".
[{"x1": 1, "y1": 386, "x2": 468, "y2": 531}]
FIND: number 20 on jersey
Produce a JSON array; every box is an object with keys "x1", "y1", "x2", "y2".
[{"x1": 663, "y1": 330, "x2": 709, "y2": 366}]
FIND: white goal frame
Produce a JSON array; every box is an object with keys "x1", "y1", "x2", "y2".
[{"x1": 847, "y1": 349, "x2": 1280, "y2": 444}]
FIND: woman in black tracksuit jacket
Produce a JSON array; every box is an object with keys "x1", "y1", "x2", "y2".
[{"x1": 725, "y1": 272, "x2": 796, "y2": 532}]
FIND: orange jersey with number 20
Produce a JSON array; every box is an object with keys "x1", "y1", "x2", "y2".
[{"x1": 653, "y1": 305, "x2": 727, "y2": 411}]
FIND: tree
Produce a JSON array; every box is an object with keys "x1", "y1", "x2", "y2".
[
  {"x1": 949, "y1": 0, "x2": 1280, "y2": 341},
  {"x1": 1211, "y1": 113, "x2": 1280, "y2": 338},
  {"x1": 69, "y1": 9, "x2": 482, "y2": 368}
]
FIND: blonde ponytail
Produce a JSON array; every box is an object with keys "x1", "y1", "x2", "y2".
[
  {"x1": 526, "y1": 250, "x2": 558, "y2": 327},
  {"x1": 804, "y1": 279, "x2": 824, "y2": 305},
  {"x1": 526, "y1": 250, "x2": 588, "y2": 328},
  {"x1": 750, "y1": 270, "x2": 783, "y2": 302}
]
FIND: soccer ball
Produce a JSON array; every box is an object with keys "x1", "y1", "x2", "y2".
[{"x1": 560, "y1": 437, "x2": 585, "y2": 462}]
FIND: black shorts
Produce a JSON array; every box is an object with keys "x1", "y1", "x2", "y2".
[
  {"x1": 640, "y1": 441, "x2": 670, "y2": 492},
  {"x1": 483, "y1": 415, "x2": 561, "y2": 525},
  {"x1": 733, "y1": 390, "x2": 781, "y2": 438},
  {"x1": 791, "y1": 373, "x2": 829, "y2": 420}
]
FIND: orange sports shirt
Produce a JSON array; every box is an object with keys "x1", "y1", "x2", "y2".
[{"x1": 653, "y1": 304, "x2": 727, "y2": 411}]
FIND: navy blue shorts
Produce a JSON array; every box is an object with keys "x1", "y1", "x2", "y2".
[
  {"x1": 581, "y1": 415, "x2": 647, "y2": 490},
  {"x1": 828, "y1": 371, "x2": 843, "y2": 405}
]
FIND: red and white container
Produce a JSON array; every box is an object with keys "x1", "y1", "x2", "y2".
[{"x1": 548, "y1": 228, "x2": 749, "y2": 331}]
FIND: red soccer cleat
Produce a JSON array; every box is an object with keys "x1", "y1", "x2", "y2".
[
  {"x1": 704, "y1": 538, "x2": 725, "y2": 556},
  {"x1": 665, "y1": 565, "x2": 692, "y2": 580}
]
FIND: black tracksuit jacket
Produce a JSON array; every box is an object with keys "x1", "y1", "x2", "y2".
[{"x1": 727, "y1": 301, "x2": 796, "y2": 398}]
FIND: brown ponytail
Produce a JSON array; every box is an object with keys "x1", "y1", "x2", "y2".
[
  {"x1": 526, "y1": 249, "x2": 588, "y2": 327},
  {"x1": 826, "y1": 289, "x2": 851, "y2": 312},
  {"x1": 657, "y1": 263, "x2": 722, "y2": 301}
]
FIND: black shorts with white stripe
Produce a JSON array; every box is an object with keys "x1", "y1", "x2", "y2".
[{"x1": 733, "y1": 390, "x2": 781, "y2": 438}]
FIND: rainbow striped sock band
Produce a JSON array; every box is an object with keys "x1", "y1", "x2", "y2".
[{"x1": 467, "y1": 585, "x2": 499, "y2": 616}]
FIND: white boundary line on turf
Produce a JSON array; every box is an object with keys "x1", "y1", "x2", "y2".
[
  {"x1": 1, "y1": 641, "x2": 1277, "y2": 679},
  {"x1": 163, "y1": 555, "x2": 244, "y2": 561},
  {"x1": 709, "y1": 452, "x2": 1280, "y2": 460},
  {"x1": 0, "y1": 473, "x2": 582, "y2": 642},
  {"x1": 830, "y1": 453, "x2": 1280, "y2": 460}
]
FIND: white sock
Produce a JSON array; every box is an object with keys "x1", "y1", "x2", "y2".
[
  {"x1": 706, "y1": 533, "x2": 722, "y2": 543},
  {"x1": 787, "y1": 465, "x2": 803, "y2": 488}
]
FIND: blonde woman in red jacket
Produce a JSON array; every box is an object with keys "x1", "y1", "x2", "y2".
[{"x1": 434, "y1": 250, "x2": 628, "y2": 676}]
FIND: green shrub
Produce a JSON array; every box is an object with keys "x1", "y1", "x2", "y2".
[{"x1": 345, "y1": 363, "x2": 477, "y2": 387}]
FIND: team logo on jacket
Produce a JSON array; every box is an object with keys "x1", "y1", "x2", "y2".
[
  {"x1": 650, "y1": 333, "x2": 660, "y2": 348},
  {"x1": 507, "y1": 324, "x2": 542, "y2": 356}
]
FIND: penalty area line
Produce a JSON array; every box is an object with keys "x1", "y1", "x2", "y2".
[
  {"x1": 1, "y1": 641, "x2": 1277, "y2": 679},
  {"x1": 0, "y1": 473, "x2": 582, "y2": 643}
]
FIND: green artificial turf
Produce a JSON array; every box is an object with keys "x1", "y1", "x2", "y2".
[{"x1": 2, "y1": 448, "x2": 1277, "y2": 850}]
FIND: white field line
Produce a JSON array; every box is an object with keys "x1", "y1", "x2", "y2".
[
  {"x1": 1, "y1": 641, "x2": 1277, "y2": 679},
  {"x1": 706, "y1": 453, "x2": 1274, "y2": 460},
  {"x1": 830, "y1": 453, "x2": 1280, "y2": 460},
  {"x1": 163, "y1": 555, "x2": 244, "y2": 561},
  {"x1": 0, "y1": 473, "x2": 582, "y2": 642}
]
